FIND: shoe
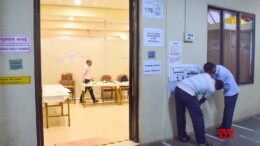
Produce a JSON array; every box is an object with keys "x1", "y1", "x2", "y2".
[
  {"x1": 198, "y1": 142, "x2": 213, "y2": 146},
  {"x1": 179, "y1": 135, "x2": 191, "y2": 142},
  {"x1": 93, "y1": 99, "x2": 99, "y2": 103}
]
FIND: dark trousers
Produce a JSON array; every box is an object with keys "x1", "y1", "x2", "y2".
[
  {"x1": 175, "y1": 87, "x2": 206, "y2": 144},
  {"x1": 80, "y1": 79, "x2": 96, "y2": 102},
  {"x1": 220, "y1": 93, "x2": 238, "y2": 129}
]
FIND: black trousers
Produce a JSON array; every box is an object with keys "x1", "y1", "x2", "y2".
[
  {"x1": 80, "y1": 79, "x2": 96, "y2": 102},
  {"x1": 175, "y1": 87, "x2": 206, "y2": 144}
]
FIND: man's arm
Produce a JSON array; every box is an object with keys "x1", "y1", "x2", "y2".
[{"x1": 199, "y1": 96, "x2": 206, "y2": 105}]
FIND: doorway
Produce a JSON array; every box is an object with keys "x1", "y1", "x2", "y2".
[{"x1": 34, "y1": 0, "x2": 139, "y2": 145}]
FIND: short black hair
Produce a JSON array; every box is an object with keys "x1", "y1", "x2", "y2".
[
  {"x1": 204, "y1": 62, "x2": 216, "y2": 73},
  {"x1": 215, "y1": 79, "x2": 224, "y2": 90}
]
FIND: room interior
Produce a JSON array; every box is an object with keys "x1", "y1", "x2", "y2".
[{"x1": 40, "y1": 0, "x2": 132, "y2": 145}]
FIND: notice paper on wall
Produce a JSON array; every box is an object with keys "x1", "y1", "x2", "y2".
[
  {"x1": 0, "y1": 35, "x2": 30, "y2": 53},
  {"x1": 143, "y1": 60, "x2": 161, "y2": 74},
  {"x1": 143, "y1": 0, "x2": 163, "y2": 19},
  {"x1": 143, "y1": 28, "x2": 164, "y2": 47},
  {"x1": 169, "y1": 41, "x2": 182, "y2": 65}
]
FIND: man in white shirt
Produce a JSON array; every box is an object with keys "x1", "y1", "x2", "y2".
[
  {"x1": 175, "y1": 73, "x2": 223, "y2": 146},
  {"x1": 80, "y1": 59, "x2": 99, "y2": 103},
  {"x1": 204, "y1": 62, "x2": 239, "y2": 130}
]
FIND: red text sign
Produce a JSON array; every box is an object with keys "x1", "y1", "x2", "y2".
[{"x1": 218, "y1": 128, "x2": 234, "y2": 139}]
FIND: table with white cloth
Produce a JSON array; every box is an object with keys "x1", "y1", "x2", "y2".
[
  {"x1": 42, "y1": 84, "x2": 71, "y2": 128},
  {"x1": 81, "y1": 81, "x2": 129, "y2": 108}
]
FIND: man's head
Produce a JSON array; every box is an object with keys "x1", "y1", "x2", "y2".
[
  {"x1": 215, "y1": 79, "x2": 224, "y2": 90},
  {"x1": 86, "y1": 59, "x2": 92, "y2": 66},
  {"x1": 204, "y1": 62, "x2": 216, "y2": 75}
]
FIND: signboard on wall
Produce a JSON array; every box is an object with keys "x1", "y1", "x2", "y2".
[
  {"x1": 143, "y1": 0, "x2": 163, "y2": 19},
  {"x1": 0, "y1": 35, "x2": 30, "y2": 53},
  {"x1": 143, "y1": 28, "x2": 164, "y2": 47},
  {"x1": 143, "y1": 60, "x2": 161, "y2": 74},
  {"x1": 0, "y1": 76, "x2": 30, "y2": 85}
]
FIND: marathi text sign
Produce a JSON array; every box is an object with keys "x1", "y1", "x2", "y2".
[
  {"x1": 0, "y1": 35, "x2": 30, "y2": 53},
  {"x1": 0, "y1": 76, "x2": 31, "y2": 85}
]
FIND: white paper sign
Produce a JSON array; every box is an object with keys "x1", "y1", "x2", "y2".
[
  {"x1": 143, "y1": 28, "x2": 164, "y2": 47},
  {"x1": 143, "y1": 60, "x2": 161, "y2": 74},
  {"x1": 169, "y1": 64, "x2": 201, "y2": 82},
  {"x1": 169, "y1": 41, "x2": 182, "y2": 64},
  {"x1": 143, "y1": 0, "x2": 163, "y2": 19},
  {"x1": 0, "y1": 35, "x2": 30, "y2": 53}
]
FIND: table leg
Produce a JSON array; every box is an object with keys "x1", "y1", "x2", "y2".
[
  {"x1": 45, "y1": 103, "x2": 49, "y2": 128},
  {"x1": 82, "y1": 90, "x2": 86, "y2": 108},
  {"x1": 67, "y1": 98, "x2": 70, "y2": 126},
  {"x1": 61, "y1": 102, "x2": 63, "y2": 115}
]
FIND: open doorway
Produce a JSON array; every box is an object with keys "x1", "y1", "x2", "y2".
[{"x1": 36, "y1": 0, "x2": 138, "y2": 144}]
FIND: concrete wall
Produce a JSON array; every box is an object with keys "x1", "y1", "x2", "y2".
[
  {"x1": 0, "y1": 0, "x2": 37, "y2": 146},
  {"x1": 139, "y1": 0, "x2": 260, "y2": 144},
  {"x1": 1, "y1": 0, "x2": 260, "y2": 145}
]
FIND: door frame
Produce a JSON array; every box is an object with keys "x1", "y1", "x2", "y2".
[{"x1": 34, "y1": 0, "x2": 140, "y2": 145}]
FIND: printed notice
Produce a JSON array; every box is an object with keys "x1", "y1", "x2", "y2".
[
  {"x1": 169, "y1": 41, "x2": 182, "y2": 64},
  {"x1": 0, "y1": 76, "x2": 30, "y2": 85},
  {"x1": 0, "y1": 35, "x2": 30, "y2": 53},
  {"x1": 9, "y1": 59, "x2": 23, "y2": 70},
  {"x1": 143, "y1": 60, "x2": 161, "y2": 74},
  {"x1": 143, "y1": 0, "x2": 163, "y2": 19},
  {"x1": 143, "y1": 28, "x2": 164, "y2": 47}
]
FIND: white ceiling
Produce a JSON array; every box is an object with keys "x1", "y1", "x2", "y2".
[
  {"x1": 41, "y1": 0, "x2": 129, "y2": 10},
  {"x1": 40, "y1": 0, "x2": 129, "y2": 39}
]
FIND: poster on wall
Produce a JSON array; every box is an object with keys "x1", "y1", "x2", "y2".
[
  {"x1": 143, "y1": 60, "x2": 161, "y2": 74},
  {"x1": 168, "y1": 64, "x2": 201, "y2": 96},
  {"x1": 169, "y1": 41, "x2": 182, "y2": 65},
  {"x1": 143, "y1": 28, "x2": 164, "y2": 47},
  {"x1": 0, "y1": 35, "x2": 30, "y2": 53},
  {"x1": 143, "y1": 0, "x2": 163, "y2": 19}
]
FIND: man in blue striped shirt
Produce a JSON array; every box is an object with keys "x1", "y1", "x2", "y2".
[
  {"x1": 175, "y1": 73, "x2": 223, "y2": 146},
  {"x1": 204, "y1": 62, "x2": 239, "y2": 132}
]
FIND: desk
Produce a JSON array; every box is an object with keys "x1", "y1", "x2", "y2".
[
  {"x1": 81, "y1": 81, "x2": 129, "y2": 107},
  {"x1": 42, "y1": 84, "x2": 71, "y2": 128}
]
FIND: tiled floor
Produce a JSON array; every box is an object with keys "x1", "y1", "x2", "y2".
[
  {"x1": 146, "y1": 114, "x2": 260, "y2": 146},
  {"x1": 44, "y1": 97, "x2": 260, "y2": 146},
  {"x1": 43, "y1": 97, "x2": 138, "y2": 146}
]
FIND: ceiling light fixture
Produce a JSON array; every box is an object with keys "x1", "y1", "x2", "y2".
[
  {"x1": 74, "y1": 0, "x2": 82, "y2": 5},
  {"x1": 68, "y1": 17, "x2": 74, "y2": 21}
]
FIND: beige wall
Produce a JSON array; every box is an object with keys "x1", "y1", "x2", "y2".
[
  {"x1": 1, "y1": 0, "x2": 260, "y2": 145},
  {"x1": 139, "y1": 0, "x2": 260, "y2": 144},
  {"x1": 0, "y1": 0, "x2": 37, "y2": 146},
  {"x1": 41, "y1": 38, "x2": 129, "y2": 98}
]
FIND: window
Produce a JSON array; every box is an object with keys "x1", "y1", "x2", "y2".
[{"x1": 207, "y1": 6, "x2": 255, "y2": 84}]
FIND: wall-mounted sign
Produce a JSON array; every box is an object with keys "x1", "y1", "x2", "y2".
[
  {"x1": 9, "y1": 59, "x2": 23, "y2": 70},
  {"x1": 143, "y1": 0, "x2": 163, "y2": 19},
  {"x1": 0, "y1": 76, "x2": 30, "y2": 85},
  {"x1": 148, "y1": 51, "x2": 156, "y2": 59},
  {"x1": 143, "y1": 60, "x2": 161, "y2": 74},
  {"x1": 143, "y1": 28, "x2": 164, "y2": 47},
  {"x1": 0, "y1": 35, "x2": 30, "y2": 53}
]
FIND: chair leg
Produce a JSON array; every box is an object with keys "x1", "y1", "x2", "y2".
[{"x1": 101, "y1": 90, "x2": 104, "y2": 102}]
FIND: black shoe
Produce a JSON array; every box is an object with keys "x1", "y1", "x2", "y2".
[
  {"x1": 198, "y1": 142, "x2": 213, "y2": 146},
  {"x1": 179, "y1": 135, "x2": 191, "y2": 142},
  {"x1": 93, "y1": 99, "x2": 99, "y2": 103}
]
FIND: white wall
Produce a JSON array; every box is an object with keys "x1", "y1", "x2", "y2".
[
  {"x1": 0, "y1": 0, "x2": 37, "y2": 146},
  {"x1": 139, "y1": 0, "x2": 260, "y2": 144},
  {"x1": 41, "y1": 38, "x2": 129, "y2": 98}
]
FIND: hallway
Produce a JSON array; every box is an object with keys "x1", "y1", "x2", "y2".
[{"x1": 146, "y1": 114, "x2": 260, "y2": 146}]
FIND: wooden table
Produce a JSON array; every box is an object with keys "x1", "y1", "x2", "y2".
[{"x1": 42, "y1": 84, "x2": 71, "y2": 128}]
